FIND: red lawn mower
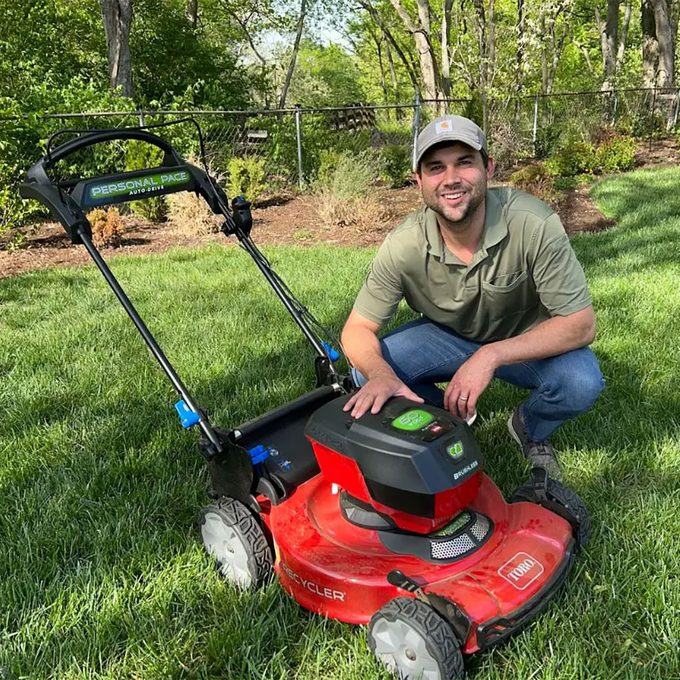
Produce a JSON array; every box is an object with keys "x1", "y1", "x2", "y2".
[{"x1": 21, "y1": 124, "x2": 590, "y2": 680}]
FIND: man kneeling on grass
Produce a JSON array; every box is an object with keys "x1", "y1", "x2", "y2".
[{"x1": 341, "y1": 115, "x2": 604, "y2": 480}]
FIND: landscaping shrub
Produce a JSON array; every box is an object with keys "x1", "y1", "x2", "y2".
[
  {"x1": 509, "y1": 163, "x2": 558, "y2": 205},
  {"x1": 534, "y1": 123, "x2": 562, "y2": 160},
  {"x1": 87, "y1": 207, "x2": 124, "y2": 248},
  {"x1": 380, "y1": 144, "x2": 412, "y2": 188},
  {"x1": 595, "y1": 134, "x2": 637, "y2": 173},
  {"x1": 227, "y1": 156, "x2": 266, "y2": 205},
  {"x1": 545, "y1": 141, "x2": 597, "y2": 177},
  {"x1": 166, "y1": 177, "x2": 223, "y2": 235},
  {"x1": 544, "y1": 132, "x2": 637, "y2": 178},
  {"x1": 313, "y1": 150, "x2": 380, "y2": 200},
  {"x1": 313, "y1": 150, "x2": 391, "y2": 231}
]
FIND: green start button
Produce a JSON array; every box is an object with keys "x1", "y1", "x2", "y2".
[{"x1": 391, "y1": 409, "x2": 435, "y2": 432}]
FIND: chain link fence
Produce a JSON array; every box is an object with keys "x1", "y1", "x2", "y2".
[{"x1": 2, "y1": 87, "x2": 679, "y2": 219}]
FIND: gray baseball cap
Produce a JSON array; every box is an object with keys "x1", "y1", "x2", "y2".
[{"x1": 413, "y1": 115, "x2": 487, "y2": 171}]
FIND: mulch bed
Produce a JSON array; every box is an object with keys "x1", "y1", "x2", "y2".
[{"x1": 2, "y1": 138, "x2": 678, "y2": 280}]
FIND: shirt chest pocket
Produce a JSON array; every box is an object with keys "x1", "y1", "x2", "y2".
[{"x1": 480, "y1": 271, "x2": 533, "y2": 315}]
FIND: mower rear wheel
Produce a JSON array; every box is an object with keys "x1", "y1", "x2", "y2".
[
  {"x1": 368, "y1": 597, "x2": 465, "y2": 680},
  {"x1": 511, "y1": 478, "x2": 591, "y2": 549},
  {"x1": 199, "y1": 497, "x2": 273, "y2": 589}
]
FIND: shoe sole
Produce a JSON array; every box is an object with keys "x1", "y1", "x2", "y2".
[
  {"x1": 507, "y1": 412, "x2": 523, "y2": 448},
  {"x1": 507, "y1": 412, "x2": 563, "y2": 480}
]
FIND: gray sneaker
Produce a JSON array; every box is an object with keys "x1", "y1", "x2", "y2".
[{"x1": 507, "y1": 407, "x2": 562, "y2": 480}]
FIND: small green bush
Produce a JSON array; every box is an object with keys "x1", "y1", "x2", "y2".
[
  {"x1": 545, "y1": 141, "x2": 597, "y2": 177},
  {"x1": 545, "y1": 133, "x2": 637, "y2": 178},
  {"x1": 227, "y1": 156, "x2": 266, "y2": 204},
  {"x1": 380, "y1": 144, "x2": 412, "y2": 188},
  {"x1": 595, "y1": 134, "x2": 637, "y2": 174},
  {"x1": 125, "y1": 140, "x2": 168, "y2": 222},
  {"x1": 313, "y1": 150, "x2": 379, "y2": 200},
  {"x1": 534, "y1": 124, "x2": 562, "y2": 160},
  {"x1": 509, "y1": 163, "x2": 557, "y2": 204}
]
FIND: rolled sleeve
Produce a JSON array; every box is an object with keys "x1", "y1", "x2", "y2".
[
  {"x1": 531, "y1": 214, "x2": 592, "y2": 316},
  {"x1": 353, "y1": 239, "x2": 404, "y2": 326}
]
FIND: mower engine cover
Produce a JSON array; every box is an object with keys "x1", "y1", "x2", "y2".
[{"x1": 305, "y1": 396, "x2": 482, "y2": 534}]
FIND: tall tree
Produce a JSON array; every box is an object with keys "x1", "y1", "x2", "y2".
[
  {"x1": 642, "y1": 0, "x2": 676, "y2": 88},
  {"x1": 595, "y1": 0, "x2": 632, "y2": 91},
  {"x1": 388, "y1": 0, "x2": 440, "y2": 100},
  {"x1": 187, "y1": 0, "x2": 199, "y2": 27},
  {"x1": 279, "y1": 0, "x2": 309, "y2": 107},
  {"x1": 99, "y1": 0, "x2": 135, "y2": 97}
]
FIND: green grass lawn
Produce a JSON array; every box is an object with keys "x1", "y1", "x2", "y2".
[{"x1": 1, "y1": 167, "x2": 679, "y2": 679}]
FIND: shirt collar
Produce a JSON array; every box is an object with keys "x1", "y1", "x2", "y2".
[{"x1": 423, "y1": 190, "x2": 508, "y2": 265}]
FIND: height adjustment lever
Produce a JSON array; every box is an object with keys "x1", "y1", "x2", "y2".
[{"x1": 232, "y1": 195, "x2": 253, "y2": 235}]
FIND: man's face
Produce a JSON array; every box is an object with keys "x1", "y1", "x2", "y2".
[{"x1": 416, "y1": 143, "x2": 494, "y2": 228}]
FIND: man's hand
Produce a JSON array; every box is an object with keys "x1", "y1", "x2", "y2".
[
  {"x1": 343, "y1": 373, "x2": 424, "y2": 419},
  {"x1": 443, "y1": 349, "x2": 496, "y2": 420}
]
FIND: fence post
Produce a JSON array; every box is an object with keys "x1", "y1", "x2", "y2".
[
  {"x1": 411, "y1": 91, "x2": 421, "y2": 170},
  {"x1": 294, "y1": 104, "x2": 304, "y2": 190},
  {"x1": 138, "y1": 111, "x2": 146, "y2": 127},
  {"x1": 532, "y1": 94, "x2": 539, "y2": 158},
  {"x1": 672, "y1": 88, "x2": 680, "y2": 129}
]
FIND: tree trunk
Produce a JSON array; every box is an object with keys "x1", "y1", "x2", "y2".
[
  {"x1": 516, "y1": 0, "x2": 525, "y2": 98},
  {"x1": 642, "y1": 0, "x2": 659, "y2": 88},
  {"x1": 653, "y1": 0, "x2": 675, "y2": 88},
  {"x1": 472, "y1": 0, "x2": 494, "y2": 133},
  {"x1": 278, "y1": 0, "x2": 308, "y2": 108},
  {"x1": 615, "y1": 0, "x2": 632, "y2": 73},
  {"x1": 441, "y1": 0, "x2": 453, "y2": 99},
  {"x1": 641, "y1": 0, "x2": 676, "y2": 89},
  {"x1": 371, "y1": 30, "x2": 390, "y2": 104},
  {"x1": 597, "y1": 0, "x2": 619, "y2": 90},
  {"x1": 357, "y1": 0, "x2": 421, "y2": 94},
  {"x1": 187, "y1": 0, "x2": 198, "y2": 27},
  {"x1": 389, "y1": 0, "x2": 439, "y2": 101},
  {"x1": 99, "y1": 0, "x2": 134, "y2": 98}
]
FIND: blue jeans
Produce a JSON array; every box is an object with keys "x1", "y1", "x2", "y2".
[{"x1": 352, "y1": 318, "x2": 604, "y2": 442}]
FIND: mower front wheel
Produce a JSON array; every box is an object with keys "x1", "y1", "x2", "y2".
[
  {"x1": 368, "y1": 597, "x2": 465, "y2": 680},
  {"x1": 511, "y1": 478, "x2": 591, "y2": 549},
  {"x1": 199, "y1": 497, "x2": 273, "y2": 589}
]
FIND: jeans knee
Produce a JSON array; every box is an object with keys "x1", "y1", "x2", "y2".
[
  {"x1": 548, "y1": 362, "x2": 604, "y2": 412},
  {"x1": 574, "y1": 370, "x2": 605, "y2": 410}
]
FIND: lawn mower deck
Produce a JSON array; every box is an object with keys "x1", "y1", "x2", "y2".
[{"x1": 21, "y1": 124, "x2": 590, "y2": 680}]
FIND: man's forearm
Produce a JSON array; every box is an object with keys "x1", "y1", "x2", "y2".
[
  {"x1": 341, "y1": 324, "x2": 396, "y2": 380},
  {"x1": 478, "y1": 308, "x2": 596, "y2": 370}
]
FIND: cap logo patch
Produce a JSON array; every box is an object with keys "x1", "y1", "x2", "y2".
[{"x1": 435, "y1": 120, "x2": 452, "y2": 134}]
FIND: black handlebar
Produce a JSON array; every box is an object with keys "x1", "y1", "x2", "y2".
[
  {"x1": 19, "y1": 127, "x2": 233, "y2": 241},
  {"x1": 44, "y1": 128, "x2": 185, "y2": 169}
]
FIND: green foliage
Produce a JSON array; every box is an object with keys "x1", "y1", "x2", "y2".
[
  {"x1": 546, "y1": 142, "x2": 597, "y2": 177},
  {"x1": 379, "y1": 144, "x2": 412, "y2": 188},
  {"x1": 509, "y1": 163, "x2": 557, "y2": 204},
  {"x1": 313, "y1": 150, "x2": 379, "y2": 200},
  {"x1": 125, "y1": 140, "x2": 168, "y2": 222},
  {"x1": 287, "y1": 41, "x2": 367, "y2": 107},
  {"x1": 534, "y1": 124, "x2": 563, "y2": 160},
  {"x1": 545, "y1": 133, "x2": 637, "y2": 178},
  {"x1": 227, "y1": 156, "x2": 267, "y2": 204},
  {"x1": 595, "y1": 134, "x2": 638, "y2": 174}
]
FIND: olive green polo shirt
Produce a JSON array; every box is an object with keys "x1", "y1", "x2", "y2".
[{"x1": 353, "y1": 187, "x2": 592, "y2": 343}]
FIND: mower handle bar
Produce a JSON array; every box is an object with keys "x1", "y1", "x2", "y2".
[{"x1": 42, "y1": 128, "x2": 184, "y2": 172}]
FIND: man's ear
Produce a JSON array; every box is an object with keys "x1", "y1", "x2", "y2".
[
  {"x1": 415, "y1": 168, "x2": 422, "y2": 189},
  {"x1": 486, "y1": 156, "x2": 496, "y2": 179}
]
